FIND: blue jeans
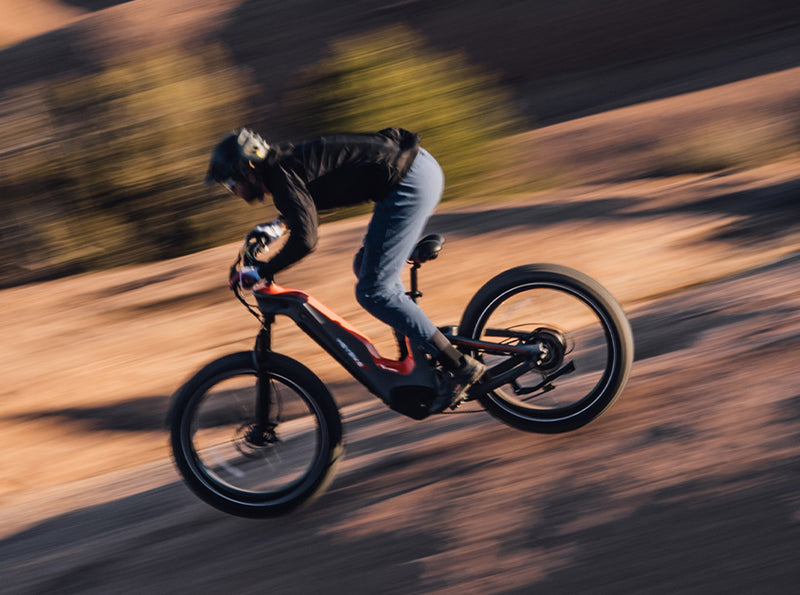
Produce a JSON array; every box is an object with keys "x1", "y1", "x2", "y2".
[{"x1": 355, "y1": 148, "x2": 444, "y2": 351}]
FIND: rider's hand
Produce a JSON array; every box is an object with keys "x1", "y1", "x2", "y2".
[
  {"x1": 229, "y1": 266, "x2": 262, "y2": 290},
  {"x1": 246, "y1": 218, "x2": 285, "y2": 246}
]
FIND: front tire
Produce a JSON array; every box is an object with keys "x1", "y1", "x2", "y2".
[
  {"x1": 169, "y1": 351, "x2": 343, "y2": 517},
  {"x1": 459, "y1": 264, "x2": 633, "y2": 433}
]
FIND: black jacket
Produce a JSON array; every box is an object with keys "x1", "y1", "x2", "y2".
[{"x1": 256, "y1": 127, "x2": 420, "y2": 278}]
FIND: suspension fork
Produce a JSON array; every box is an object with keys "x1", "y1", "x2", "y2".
[{"x1": 253, "y1": 315, "x2": 275, "y2": 434}]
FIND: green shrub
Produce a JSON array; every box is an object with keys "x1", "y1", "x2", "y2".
[
  {"x1": 287, "y1": 25, "x2": 525, "y2": 201},
  {"x1": 0, "y1": 44, "x2": 254, "y2": 286}
]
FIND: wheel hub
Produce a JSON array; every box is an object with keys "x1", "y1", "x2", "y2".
[
  {"x1": 235, "y1": 422, "x2": 279, "y2": 459},
  {"x1": 531, "y1": 328, "x2": 567, "y2": 372}
]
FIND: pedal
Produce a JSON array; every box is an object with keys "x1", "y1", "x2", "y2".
[{"x1": 448, "y1": 393, "x2": 469, "y2": 410}]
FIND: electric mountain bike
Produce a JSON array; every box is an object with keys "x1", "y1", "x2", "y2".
[{"x1": 168, "y1": 233, "x2": 634, "y2": 517}]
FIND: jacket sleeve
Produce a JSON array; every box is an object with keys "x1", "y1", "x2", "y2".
[{"x1": 258, "y1": 166, "x2": 319, "y2": 279}]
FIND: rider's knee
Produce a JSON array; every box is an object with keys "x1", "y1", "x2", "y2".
[
  {"x1": 355, "y1": 280, "x2": 392, "y2": 313},
  {"x1": 355, "y1": 282, "x2": 376, "y2": 310}
]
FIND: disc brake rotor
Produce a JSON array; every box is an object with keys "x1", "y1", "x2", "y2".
[{"x1": 234, "y1": 423, "x2": 280, "y2": 459}]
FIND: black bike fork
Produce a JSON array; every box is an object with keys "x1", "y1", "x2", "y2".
[{"x1": 253, "y1": 315, "x2": 275, "y2": 439}]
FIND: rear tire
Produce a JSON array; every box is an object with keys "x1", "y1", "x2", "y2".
[
  {"x1": 169, "y1": 351, "x2": 343, "y2": 517},
  {"x1": 459, "y1": 264, "x2": 633, "y2": 433}
]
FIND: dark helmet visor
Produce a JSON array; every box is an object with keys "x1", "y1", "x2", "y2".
[{"x1": 204, "y1": 133, "x2": 241, "y2": 186}]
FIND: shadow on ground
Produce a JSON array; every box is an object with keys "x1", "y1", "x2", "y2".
[
  {"x1": 1, "y1": 414, "x2": 797, "y2": 593},
  {"x1": 2, "y1": 241, "x2": 800, "y2": 593}
]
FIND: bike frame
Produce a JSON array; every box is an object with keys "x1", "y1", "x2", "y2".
[{"x1": 246, "y1": 265, "x2": 549, "y2": 419}]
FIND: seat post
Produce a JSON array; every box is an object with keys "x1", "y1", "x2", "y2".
[{"x1": 407, "y1": 262, "x2": 423, "y2": 302}]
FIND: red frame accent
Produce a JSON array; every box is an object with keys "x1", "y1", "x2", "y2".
[{"x1": 257, "y1": 283, "x2": 415, "y2": 374}]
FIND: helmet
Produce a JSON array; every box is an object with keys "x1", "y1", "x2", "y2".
[{"x1": 204, "y1": 128, "x2": 270, "y2": 190}]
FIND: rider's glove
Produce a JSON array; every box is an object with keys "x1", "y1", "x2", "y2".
[
  {"x1": 246, "y1": 218, "x2": 286, "y2": 246},
  {"x1": 229, "y1": 266, "x2": 262, "y2": 290}
]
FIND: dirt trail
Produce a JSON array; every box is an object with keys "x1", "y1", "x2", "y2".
[
  {"x1": 2, "y1": 41, "x2": 800, "y2": 590},
  {"x1": 1, "y1": 151, "x2": 799, "y2": 591}
]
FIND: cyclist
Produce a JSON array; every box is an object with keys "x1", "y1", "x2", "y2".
[{"x1": 205, "y1": 127, "x2": 485, "y2": 411}]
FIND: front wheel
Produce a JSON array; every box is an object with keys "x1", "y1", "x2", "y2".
[
  {"x1": 459, "y1": 264, "x2": 633, "y2": 433},
  {"x1": 169, "y1": 351, "x2": 343, "y2": 517}
]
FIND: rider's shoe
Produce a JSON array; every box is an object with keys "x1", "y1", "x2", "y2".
[{"x1": 430, "y1": 354, "x2": 487, "y2": 414}]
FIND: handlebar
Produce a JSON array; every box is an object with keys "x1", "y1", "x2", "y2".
[
  {"x1": 241, "y1": 236, "x2": 268, "y2": 268},
  {"x1": 229, "y1": 238, "x2": 268, "y2": 292},
  {"x1": 230, "y1": 218, "x2": 286, "y2": 291}
]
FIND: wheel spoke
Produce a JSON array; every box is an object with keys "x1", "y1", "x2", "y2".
[
  {"x1": 169, "y1": 352, "x2": 342, "y2": 517},
  {"x1": 459, "y1": 265, "x2": 633, "y2": 432}
]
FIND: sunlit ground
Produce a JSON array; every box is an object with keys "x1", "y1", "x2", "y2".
[{"x1": 1, "y1": 4, "x2": 799, "y2": 589}]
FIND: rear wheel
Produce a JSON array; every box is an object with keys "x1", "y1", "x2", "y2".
[
  {"x1": 459, "y1": 264, "x2": 633, "y2": 433},
  {"x1": 169, "y1": 351, "x2": 342, "y2": 517}
]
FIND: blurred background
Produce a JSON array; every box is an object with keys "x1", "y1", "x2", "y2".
[
  {"x1": 2, "y1": 0, "x2": 799, "y2": 287},
  {"x1": 1, "y1": 1, "x2": 800, "y2": 593}
]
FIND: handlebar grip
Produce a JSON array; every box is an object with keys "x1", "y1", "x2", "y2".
[
  {"x1": 230, "y1": 265, "x2": 262, "y2": 290},
  {"x1": 246, "y1": 239, "x2": 266, "y2": 259}
]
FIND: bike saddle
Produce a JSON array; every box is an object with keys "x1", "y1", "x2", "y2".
[{"x1": 409, "y1": 234, "x2": 445, "y2": 265}]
